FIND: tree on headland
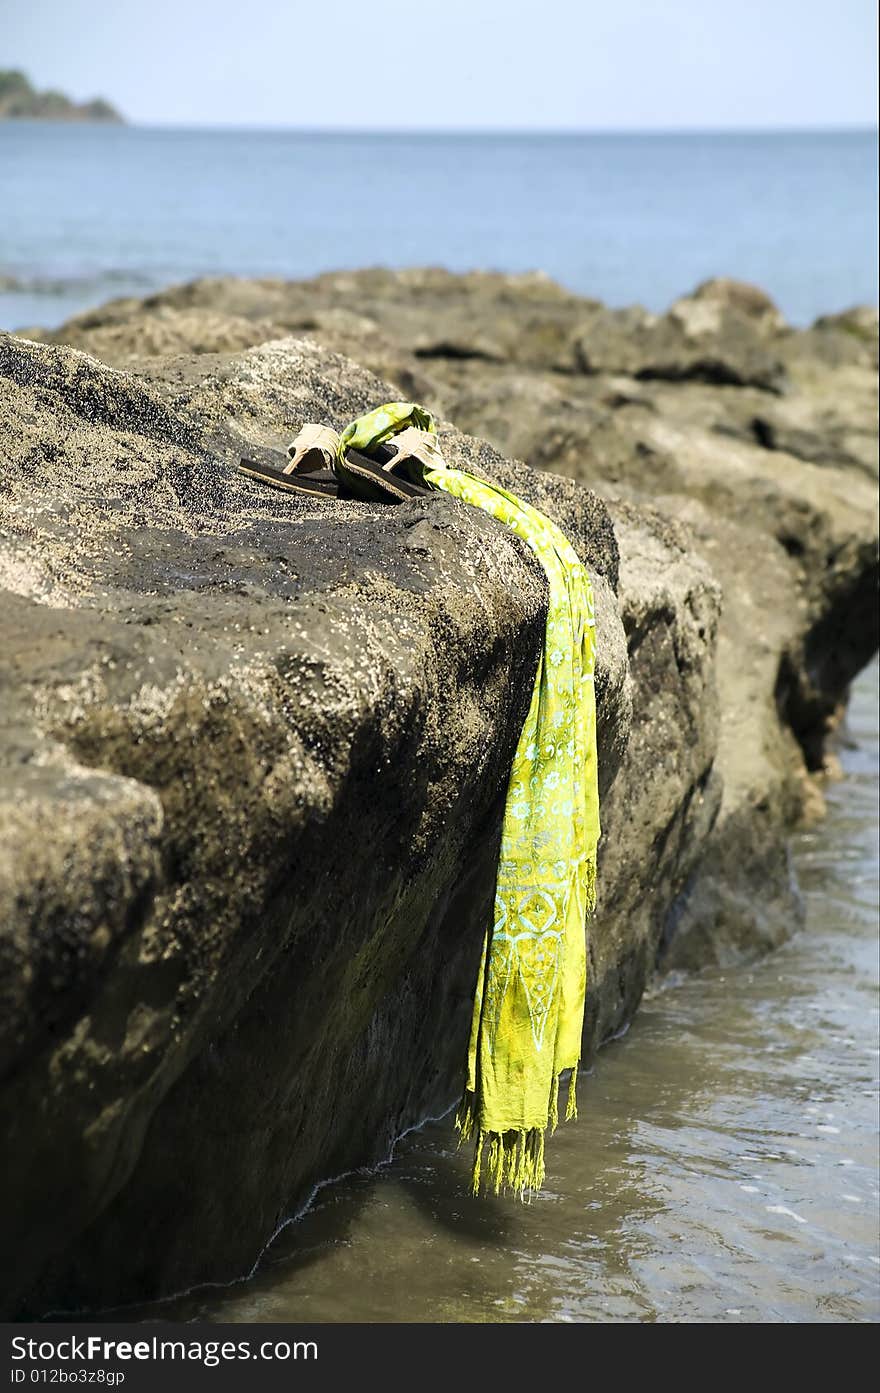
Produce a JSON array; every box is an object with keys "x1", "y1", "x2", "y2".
[{"x1": 0, "y1": 69, "x2": 124, "y2": 122}]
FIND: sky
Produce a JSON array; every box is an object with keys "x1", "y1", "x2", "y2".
[{"x1": 3, "y1": 0, "x2": 878, "y2": 130}]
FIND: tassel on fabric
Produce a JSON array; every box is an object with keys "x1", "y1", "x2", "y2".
[
  {"x1": 456, "y1": 1067, "x2": 581, "y2": 1199},
  {"x1": 566, "y1": 1064, "x2": 579, "y2": 1123},
  {"x1": 465, "y1": 1127, "x2": 548, "y2": 1199},
  {"x1": 548, "y1": 1071, "x2": 560, "y2": 1134}
]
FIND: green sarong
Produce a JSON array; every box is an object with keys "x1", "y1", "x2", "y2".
[{"x1": 338, "y1": 404, "x2": 600, "y2": 1196}]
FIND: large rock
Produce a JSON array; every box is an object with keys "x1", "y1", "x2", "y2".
[
  {"x1": 573, "y1": 298, "x2": 789, "y2": 392},
  {"x1": 0, "y1": 332, "x2": 647, "y2": 1315},
  {"x1": 675, "y1": 276, "x2": 787, "y2": 335},
  {"x1": 133, "y1": 266, "x2": 872, "y2": 970},
  {"x1": 3, "y1": 262, "x2": 876, "y2": 1316}
]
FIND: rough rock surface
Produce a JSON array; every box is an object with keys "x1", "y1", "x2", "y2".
[
  {"x1": 2, "y1": 268, "x2": 877, "y2": 1315},
  {"x1": 38, "y1": 268, "x2": 876, "y2": 969},
  {"x1": 0, "y1": 332, "x2": 633, "y2": 1316}
]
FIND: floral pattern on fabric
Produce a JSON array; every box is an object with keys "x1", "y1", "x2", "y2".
[{"x1": 337, "y1": 403, "x2": 600, "y2": 1196}]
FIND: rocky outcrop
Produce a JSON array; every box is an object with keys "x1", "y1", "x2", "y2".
[
  {"x1": 0, "y1": 69, "x2": 123, "y2": 123},
  {"x1": 2, "y1": 268, "x2": 876, "y2": 1316},
  {"x1": 0, "y1": 332, "x2": 633, "y2": 1316},
  {"x1": 33, "y1": 268, "x2": 793, "y2": 390},
  {"x1": 47, "y1": 267, "x2": 875, "y2": 968}
]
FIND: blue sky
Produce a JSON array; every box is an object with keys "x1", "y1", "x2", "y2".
[{"x1": 4, "y1": 0, "x2": 878, "y2": 129}]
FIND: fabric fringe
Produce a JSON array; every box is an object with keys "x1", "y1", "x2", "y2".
[
  {"x1": 566, "y1": 1062, "x2": 579, "y2": 1123},
  {"x1": 468, "y1": 1127, "x2": 547, "y2": 1199},
  {"x1": 548, "y1": 1071, "x2": 560, "y2": 1133},
  {"x1": 456, "y1": 1066, "x2": 581, "y2": 1199}
]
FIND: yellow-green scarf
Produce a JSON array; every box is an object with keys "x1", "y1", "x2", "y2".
[{"x1": 338, "y1": 404, "x2": 600, "y2": 1196}]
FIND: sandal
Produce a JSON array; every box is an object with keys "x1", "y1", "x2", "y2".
[
  {"x1": 338, "y1": 439, "x2": 434, "y2": 501},
  {"x1": 335, "y1": 404, "x2": 443, "y2": 503},
  {"x1": 237, "y1": 423, "x2": 341, "y2": 497},
  {"x1": 237, "y1": 405, "x2": 448, "y2": 504}
]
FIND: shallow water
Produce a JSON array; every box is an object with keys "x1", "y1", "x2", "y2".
[
  {"x1": 152, "y1": 660, "x2": 878, "y2": 1325},
  {"x1": 1, "y1": 126, "x2": 877, "y2": 331}
]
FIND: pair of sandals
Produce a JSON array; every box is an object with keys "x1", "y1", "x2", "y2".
[{"x1": 238, "y1": 422, "x2": 447, "y2": 504}]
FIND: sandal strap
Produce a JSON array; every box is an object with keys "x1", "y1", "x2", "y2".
[
  {"x1": 384, "y1": 427, "x2": 447, "y2": 473},
  {"x1": 285, "y1": 422, "x2": 341, "y2": 474}
]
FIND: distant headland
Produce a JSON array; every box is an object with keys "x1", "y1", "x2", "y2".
[{"x1": 0, "y1": 69, "x2": 124, "y2": 123}]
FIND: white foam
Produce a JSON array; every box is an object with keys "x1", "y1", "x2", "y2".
[{"x1": 765, "y1": 1205, "x2": 807, "y2": 1224}]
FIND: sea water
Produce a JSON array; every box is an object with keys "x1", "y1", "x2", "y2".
[
  {"x1": 136, "y1": 661, "x2": 879, "y2": 1324},
  {"x1": 1, "y1": 125, "x2": 877, "y2": 331}
]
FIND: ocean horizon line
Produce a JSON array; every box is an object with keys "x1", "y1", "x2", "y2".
[{"x1": 2, "y1": 118, "x2": 878, "y2": 139}]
